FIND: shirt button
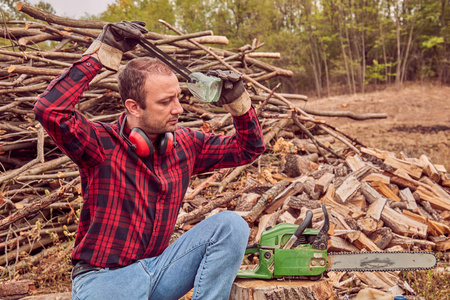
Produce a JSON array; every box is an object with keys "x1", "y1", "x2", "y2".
[{"x1": 87, "y1": 62, "x2": 91, "y2": 67}]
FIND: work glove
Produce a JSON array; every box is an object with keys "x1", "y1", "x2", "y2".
[
  {"x1": 84, "y1": 21, "x2": 148, "y2": 71},
  {"x1": 207, "y1": 69, "x2": 251, "y2": 116}
]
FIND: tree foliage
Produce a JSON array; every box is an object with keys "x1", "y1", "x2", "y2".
[
  {"x1": 2, "y1": 0, "x2": 448, "y2": 94},
  {"x1": 98, "y1": 0, "x2": 175, "y2": 33}
]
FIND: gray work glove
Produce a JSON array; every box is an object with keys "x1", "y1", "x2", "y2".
[
  {"x1": 207, "y1": 70, "x2": 245, "y2": 105},
  {"x1": 207, "y1": 70, "x2": 251, "y2": 116},
  {"x1": 84, "y1": 21, "x2": 148, "y2": 71}
]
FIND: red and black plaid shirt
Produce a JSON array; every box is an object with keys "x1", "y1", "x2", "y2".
[{"x1": 34, "y1": 55, "x2": 265, "y2": 268}]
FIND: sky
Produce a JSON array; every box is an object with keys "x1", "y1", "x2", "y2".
[{"x1": 27, "y1": 0, "x2": 116, "y2": 19}]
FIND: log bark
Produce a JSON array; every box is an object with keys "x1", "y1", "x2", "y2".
[
  {"x1": 245, "y1": 180, "x2": 290, "y2": 223},
  {"x1": 281, "y1": 154, "x2": 319, "y2": 178},
  {"x1": 287, "y1": 195, "x2": 322, "y2": 210},
  {"x1": 264, "y1": 181, "x2": 303, "y2": 214},
  {"x1": 380, "y1": 206, "x2": 428, "y2": 239},
  {"x1": 301, "y1": 107, "x2": 387, "y2": 120},
  {"x1": 8, "y1": 65, "x2": 64, "y2": 76},
  {"x1": 328, "y1": 236, "x2": 359, "y2": 252},
  {"x1": 0, "y1": 280, "x2": 35, "y2": 299},
  {"x1": 369, "y1": 227, "x2": 393, "y2": 250},
  {"x1": 230, "y1": 278, "x2": 337, "y2": 300},
  {"x1": 17, "y1": 2, "x2": 108, "y2": 29},
  {"x1": 20, "y1": 292, "x2": 72, "y2": 300},
  {"x1": 388, "y1": 232, "x2": 436, "y2": 249}
]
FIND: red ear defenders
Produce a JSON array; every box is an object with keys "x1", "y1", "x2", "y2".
[{"x1": 119, "y1": 115, "x2": 176, "y2": 157}]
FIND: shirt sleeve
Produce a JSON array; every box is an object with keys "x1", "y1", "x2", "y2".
[
  {"x1": 33, "y1": 55, "x2": 105, "y2": 168},
  {"x1": 191, "y1": 106, "x2": 266, "y2": 174}
]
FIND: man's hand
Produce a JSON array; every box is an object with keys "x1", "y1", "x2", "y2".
[
  {"x1": 207, "y1": 70, "x2": 251, "y2": 116},
  {"x1": 207, "y1": 70, "x2": 245, "y2": 106},
  {"x1": 98, "y1": 21, "x2": 148, "y2": 53},
  {"x1": 84, "y1": 21, "x2": 148, "y2": 71}
]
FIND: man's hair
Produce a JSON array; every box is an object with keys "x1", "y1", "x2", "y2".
[{"x1": 118, "y1": 57, "x2": 174, "y2": 109}]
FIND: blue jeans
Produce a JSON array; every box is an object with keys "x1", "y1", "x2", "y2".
[{"x1": 71, "y1": 211, "x2": 250, "y2": 300}]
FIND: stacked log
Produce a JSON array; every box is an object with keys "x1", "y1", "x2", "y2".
[{"x1": 0, "y1": 3, "x2": 448, "y2": 299}]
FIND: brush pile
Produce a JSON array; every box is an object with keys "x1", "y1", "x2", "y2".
[{"x1": 0, "y1": 3, "x2": 448, "y2": 299}]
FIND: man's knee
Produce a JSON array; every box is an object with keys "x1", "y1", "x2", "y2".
[{"x1": 213, "y1": 211, "x2": 250, "y2": 244}]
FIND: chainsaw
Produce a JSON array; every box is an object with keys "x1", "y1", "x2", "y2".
[{"x1": 237, "y1": 203, "x2": 437, "y2": 280}]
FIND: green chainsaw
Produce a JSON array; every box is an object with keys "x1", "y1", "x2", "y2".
[{"x1": 237, "y1": 203, "x2": 437, "y2": 280}]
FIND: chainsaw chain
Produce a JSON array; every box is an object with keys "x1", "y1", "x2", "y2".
[{"x1": 327, "y1": 250, "x2": 438, "y2": 272}]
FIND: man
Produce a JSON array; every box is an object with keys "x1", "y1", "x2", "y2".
[{"x1": 34, "y1": 21, "x2": 265, "y2": 299}]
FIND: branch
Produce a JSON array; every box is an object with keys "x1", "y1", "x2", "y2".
[
  {"x1": 302, "y1": 107, "x2": 387, "y2": 120},
  {"x1": 176, "y1": 182, "x2": 261, "y2": 228},
  {"x1": 0, "y1": 126, "x2": 45, "y2": 184},
  {"x1": 244, "y1": 180, "x2": 290, "y2": 223},
  {"x1": 16, "y1": 2, "x2": 108, "y2": 29},
  {"x1": 0, "y1": 177, "x2": 80, "y2": 231}
]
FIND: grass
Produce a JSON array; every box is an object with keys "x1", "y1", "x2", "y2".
[{"x1": 401, "y1": 255, "x2": 450, "y2": 300}]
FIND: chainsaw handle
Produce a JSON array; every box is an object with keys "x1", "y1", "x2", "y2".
[
  {"x1": 283, "y1": 210, "x2": 313, "y2": 249},
  {"x1": 312, "y1": 203, "x2": 329, "y2": 250},
  {"x1": 244, "y1": 243, "x2": 260, "y2": 255},
  {"x1": 294, "y1": 210, "x2": 313, "y2": 239}
]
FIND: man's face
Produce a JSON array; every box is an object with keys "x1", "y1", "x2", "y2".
[{"x1": 138, "y1": 73, "x2": 183, "y2": 141}]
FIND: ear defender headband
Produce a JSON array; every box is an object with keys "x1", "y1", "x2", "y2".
[{"x1": 119, "y1": 115, "x2": 176, "y2": 157}]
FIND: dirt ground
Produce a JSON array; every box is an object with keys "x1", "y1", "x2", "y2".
[{"x1": 300, "y1": 81, "x2": 450, "y2": 170}]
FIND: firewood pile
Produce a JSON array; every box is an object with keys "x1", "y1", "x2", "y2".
[{"x1": 0, "y1": 3, "x2": 449, "y2": 299}]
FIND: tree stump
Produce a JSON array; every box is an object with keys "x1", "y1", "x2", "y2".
[{"x1": 230, "y1": 278, "x2": 337, "y2": 300}]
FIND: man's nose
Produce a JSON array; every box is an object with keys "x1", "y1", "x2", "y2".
[{"x1": 172, "y1": 98, "x2": 183, "y2": 115}]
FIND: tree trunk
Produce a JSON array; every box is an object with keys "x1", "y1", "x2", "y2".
[
  {"x1": 308, "y1": 35, "x2": 322, "y2": 98},
  {"x1": 379, "y1": 21, "x2": 389, "y2": 84},
  {"x1": 230, "y1": 278, "x2": 337, "y2": 300},
  {"x1": 342, "y1": 4, "x2": 357, "y2": 94},
  {"x1": 319, "y1": 39, "x2": 330, "y2": 97},
  {"x1": 395, "y1": 1, "x2": 402, "y2": 86},
  {"x1": 335, "y1": 2, "x2": 355, "y2": 95},
  {"x1": 360, "y1": 2, "x2": 366, "y2": 93},
  {"x1": 400, "y1": 15, "x2": 416, "y2": 83}
]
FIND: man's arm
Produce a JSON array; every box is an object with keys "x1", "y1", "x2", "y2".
[
  {"x1": 34, "y1": 21, "x2": 148, "y2": 167},
  {"x1": 189, "y1": 106, "x2": 264, "y2": 173},
  {"x1": 189, "y1": 71, "x2": 265, "y2": 173},
  {"x1": 33, "y1": 56, "x2": 106, "y2": 167}
]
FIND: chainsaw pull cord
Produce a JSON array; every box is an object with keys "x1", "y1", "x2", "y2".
[{"x1": 137, "y1": 39, "x2": 192, "y2": 82}]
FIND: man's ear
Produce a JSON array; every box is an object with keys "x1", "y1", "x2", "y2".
[{"x1": 124, "y1": 99, "x2": 141, "y2": 117}]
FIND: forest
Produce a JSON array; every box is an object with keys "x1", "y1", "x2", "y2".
[{"x1": 2, "y1": 0, "x2": 449, "y2": 97}]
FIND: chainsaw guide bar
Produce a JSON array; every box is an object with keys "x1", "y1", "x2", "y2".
[{"x1": 327, "y1": 251, "x2": 437, "y2": 272}]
